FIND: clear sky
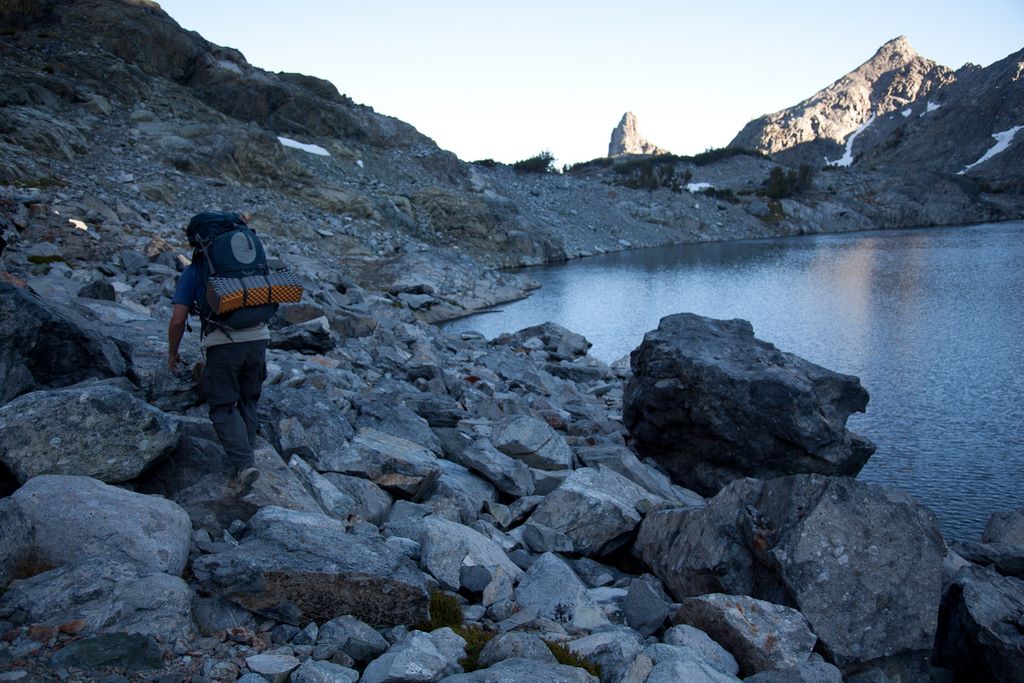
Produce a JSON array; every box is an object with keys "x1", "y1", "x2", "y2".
[{"x1": 157, "y1": 0, "x2": 1023, "y2": 166}]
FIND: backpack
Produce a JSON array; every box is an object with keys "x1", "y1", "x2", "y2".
[{"x1": 186, "y1": 211, "x2": 282, "y2": 336}]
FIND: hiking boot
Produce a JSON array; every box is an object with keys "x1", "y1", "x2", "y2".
[{"x1": 229, "y1": 467, "x2": 260, "y2": 497}]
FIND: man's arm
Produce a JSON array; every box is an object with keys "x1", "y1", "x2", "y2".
[{"x1": 167, "y1": 303, "x2": 189, "y2": 372}]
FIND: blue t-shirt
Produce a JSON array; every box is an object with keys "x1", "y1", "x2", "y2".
[{"x1": 172, "y1": 265, "x2": 203, "y2": 308}]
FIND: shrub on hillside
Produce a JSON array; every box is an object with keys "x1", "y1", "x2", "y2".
[
  {"x1": 764, "y1": 164, "x2": 814, "y2": 199},
  {"x1": 512, "y1": 151, "x2": 556, "y2": 174}
]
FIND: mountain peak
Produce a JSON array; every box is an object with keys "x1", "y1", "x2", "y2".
[{"x1": 869, "y1": 35, "x2": 920, "y2": 66}]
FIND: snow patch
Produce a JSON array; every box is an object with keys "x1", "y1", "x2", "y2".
[
  {"x1": 216, "y1": 59, "x2": 243, "y2": 75},
  {"x1": 827, "y1": 114, "x2": 875, "y2": 167},
  {"x1": 686, "y1": 182, "x2": 712, "y2": 192},
  {"x1": 356, "y1": 159, "x2": 364, "y2": 168},
  {"x1": 920, "y1": 102, "x2": 941, "y2": 117},
  {"x1": 278, "y1": 136, "x2": 331, "y2": 156},
  {"x1": 957, "y1": 125, "x2": 1023, "y2": 174},
  {"x1": 902, "y1": 108, "x2": 912, "y2": 118}
]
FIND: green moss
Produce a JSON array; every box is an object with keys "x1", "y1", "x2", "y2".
[
  {"x1": 411, "y1": 589, "x2": 464, "y2": 631},
  {"x1": 454, "y1": 625, "x2": 496, "y2": 672},
  {"x1": 27, "y1": 254, "x2": 65, "y2": 265},
  {"x1": 545, "y1": 640, "x2": 602, "y2": 679}
]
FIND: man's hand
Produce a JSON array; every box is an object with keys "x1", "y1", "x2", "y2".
[{"x1": 167, "y1": 303, "x2": 189, "y2": 374}]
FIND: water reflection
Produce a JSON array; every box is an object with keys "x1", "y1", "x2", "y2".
[{"x1": 444, "y1": 222, "x2": 1024, "y2": 540}]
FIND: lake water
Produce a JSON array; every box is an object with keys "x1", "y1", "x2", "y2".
[{"x1": 444, "y1": 221, "x2": 1024, "y2": 541}]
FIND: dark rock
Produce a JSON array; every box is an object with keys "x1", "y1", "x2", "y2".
[
  {"x1": 673, "y1": 593, "x2": 817, "y2": 676},
  {"x1": 934, "y1": 564, "x2": 1024, "y2": 682},
  {"x1": 260, "y1": 386, "x2": 355, "y2": 464},
  {"x1": 623, "y1": 313, "x2": 874, "y2": 495},
  {"x1": 269, "y1": 316, "x2": 336, "y2": 353},
  {"x1": 0, "y1": 379, "x2": 181, "y2": 484},
  {"x1": 495, "y1": 322, "x2": 592, "y2": 361},
  {"x1": 636, "y1": 475, "x2": 945, "y2": 671},
  {"x1": 318, "y1": 614, "x2": 390, "y2": 662},
  {"x1": 950, "y1": 540, "x2": 1024, "y2": 579},
  {"x1": 48, "y1": 633, "x2": 164, "y2": 671},
  {"x1": 0, "y1": 282, "x2": 128, "y2": 405},
  {"x1": 191, "y1": 594, "x2": 257, "y2": 636},
  {"x1": 192, "y1": 506, "x2": 429, "y2": 627},
  {"x1": 623, "y1": 574, "x2": 671, "y2": 637},
  {"x1": 0, "y1": 498, "x2": 33, "y2": 589},
  {"x1": 77, "y1": 278, "x2": 116, "y2": 301}
]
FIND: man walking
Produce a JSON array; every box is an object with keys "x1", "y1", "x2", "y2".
[{"x1": 167, "y1": 211, "x2": 271, "y2": 495}]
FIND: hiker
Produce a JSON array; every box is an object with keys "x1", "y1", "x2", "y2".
[{"x1": 167, "y1": 211, "x2": 276, "y2": 495}]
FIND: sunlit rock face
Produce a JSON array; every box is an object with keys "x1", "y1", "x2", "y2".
[{"x1": 609, "y1": 112, "x2": 669, "y2": 157}]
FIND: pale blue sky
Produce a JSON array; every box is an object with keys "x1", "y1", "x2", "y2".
[{"x1": 158, "y1": 0, "x2": 1023, "y2": 166}]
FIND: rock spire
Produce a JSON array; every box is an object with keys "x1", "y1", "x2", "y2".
[{"x1": 608, "y1": 112, "x2": 668, "y2": 157}]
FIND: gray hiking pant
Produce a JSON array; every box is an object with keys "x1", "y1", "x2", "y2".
[{"x1": 202, "y1": 340, "x2": 268, "y2": 473}]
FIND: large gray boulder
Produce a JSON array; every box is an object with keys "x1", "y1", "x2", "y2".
[
  {"x1": 11, "y1": 474, "x2": 191, "y2": 575},
  {"x1": 527, "y1": 466, "x2": 649, "y2": 557},
  {"x1": 636, "y1": 475, "x2": 945, "y2": 671},
  {"x1": 0, "y1": 559, "x2": 193, "y2": 639},
  {"x1": 934, "y1": 565, "x2": 1024, "y2": 682},
  {"x1": 0, "y1": 282, "x2": 128, "y2": 405},
  {"x1": 673, "y1": 593, "x2": 817, "y2": 676},
  {"x1": 623, "y1": 314, "x2": 874, "y2": 495},
  {"x1": 512, "y1": 552, "x2": 609, "y2": 631},
  {"x1": 192, "y1": 505, "x2": 429, "y2": 627},
  {"x1": 0, "y1": 378, "x2": 180, "y2": 484}
]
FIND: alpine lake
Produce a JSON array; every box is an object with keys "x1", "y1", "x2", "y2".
[{"x1": 444, "y1": 221, "x2": 1024, "y2": 541}]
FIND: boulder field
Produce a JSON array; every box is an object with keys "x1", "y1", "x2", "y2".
[{"x1": 0, "y1": 274, "x2": 1022, "y2": 682}]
